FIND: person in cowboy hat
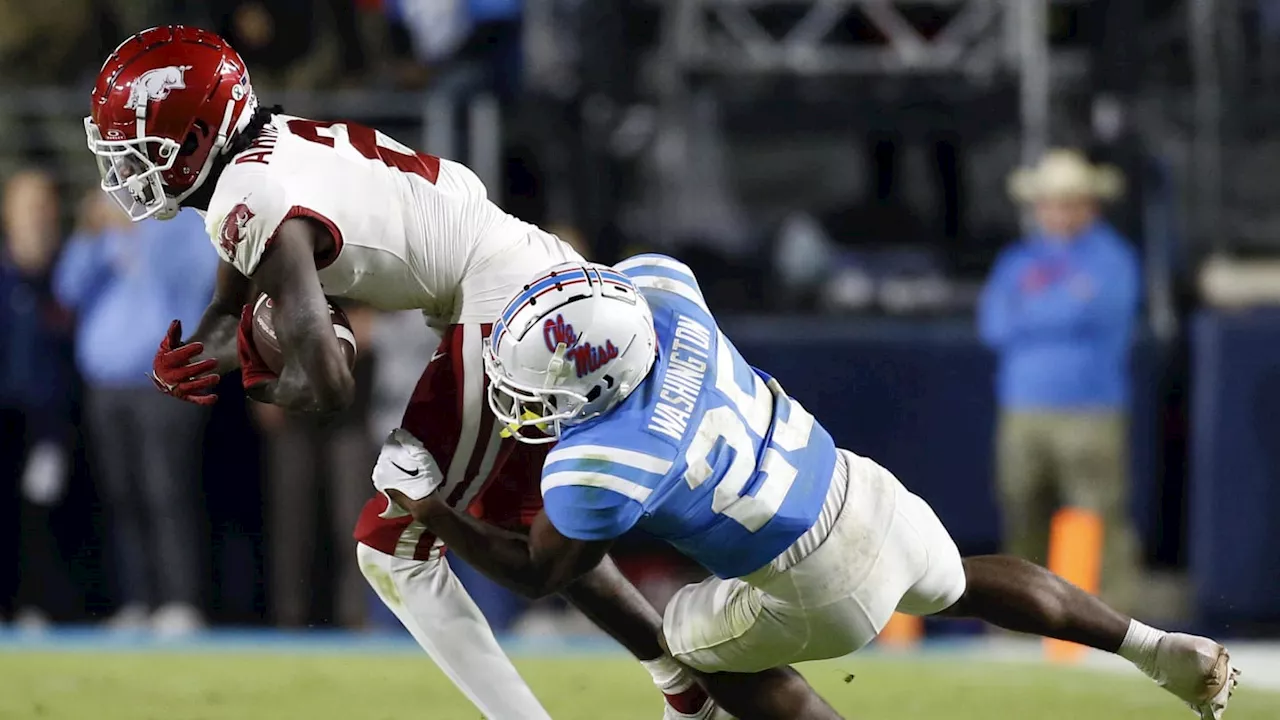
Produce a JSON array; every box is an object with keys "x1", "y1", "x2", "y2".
[{"x1": 978, "y1": 148, "x2": 1141, "y2": 614}]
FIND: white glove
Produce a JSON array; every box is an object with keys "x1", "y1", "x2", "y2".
[
  {"x1": 372, "y1": 428, "x2": 445, "y2": 519},
  {"x1": 21, "y1": 441, "x2": 67, "y2": 507}
]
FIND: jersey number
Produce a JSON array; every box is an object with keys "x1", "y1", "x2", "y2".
[
  {"x1": 683, "y1": 334, "x2": 815, "y2": 532},
  {"x1": 287, "y1": 119, "x2": 440, "y2": 184}
]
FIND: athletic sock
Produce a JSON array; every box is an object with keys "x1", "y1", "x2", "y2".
[
  {"x1": 641, "y1": 656, "x2": 708, "y2": 715},
  {"x1": 1117, "y1": 619, "x2": 1167, "y2": 672}
]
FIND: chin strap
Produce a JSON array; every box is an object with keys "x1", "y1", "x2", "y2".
[{"x1": 154, "y1": 198, "x2": 180, "y2": 220}]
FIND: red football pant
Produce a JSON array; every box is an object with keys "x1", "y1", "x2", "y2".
[{"x1": 354, "y1": 323, "x2": 547, "y2": 559}]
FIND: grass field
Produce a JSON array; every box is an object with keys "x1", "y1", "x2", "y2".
[{"x1": 0, "y1": 647, "x2": 1275, "y2": 720}]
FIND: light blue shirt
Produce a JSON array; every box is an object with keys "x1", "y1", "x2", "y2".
[
  {"x1": 977, "y1": 221, "x2": 1139, "y2": 410},
  {"x1": 54, "y1": 210, "x2": 218, "y2": 388}
]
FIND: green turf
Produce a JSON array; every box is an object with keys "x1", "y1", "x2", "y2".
[{"x1": 0, "y1": 651, "x2": 1272, "y2": 719}]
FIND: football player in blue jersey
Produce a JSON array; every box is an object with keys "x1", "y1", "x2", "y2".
[{"x1": 378, "y1": 257, "x2": 1239, "y2": 720}]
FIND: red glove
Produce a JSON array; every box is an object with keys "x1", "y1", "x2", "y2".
[
  {"x1": 237, "y1": 304, "x2": 277, "y2": 390},
  {"x1": 151, "y1": 320, "x2": 219, "y2": 405}
]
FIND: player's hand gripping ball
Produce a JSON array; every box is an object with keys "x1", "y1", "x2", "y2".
[{"x1": 240, "y1": 293, "x2": 357, "y2": 383}]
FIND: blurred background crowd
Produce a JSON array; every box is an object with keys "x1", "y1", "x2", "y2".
[{"x1": 2, "y1": 0, "x2": 1278, "y2": 642}]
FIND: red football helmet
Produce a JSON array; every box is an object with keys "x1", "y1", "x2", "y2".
[{"x1": 86, "y1": 26, "x2": 258, "y2": 221}]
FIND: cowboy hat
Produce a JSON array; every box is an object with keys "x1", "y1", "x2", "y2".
[{"x1": 1008, "y1": 149, "x2": 1125, "y2": 203}]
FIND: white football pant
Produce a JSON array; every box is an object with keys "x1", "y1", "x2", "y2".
[
  {"x1": 663, "y1": 449, "x2": 968, "y2": 673},
  {"x1": 357, "y1": 542, "x2": 552, "y2": 719}
]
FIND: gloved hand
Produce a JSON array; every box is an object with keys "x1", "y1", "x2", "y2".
[
  {"x1": 373, "y1": 429, "x2": 445, "y2": 519},
  {"x1": 237, "y1": 304, "x2": 277, "y2": 391},
  {"x1": 151, "y1": 320, "x2": 219, "y2": 405}
]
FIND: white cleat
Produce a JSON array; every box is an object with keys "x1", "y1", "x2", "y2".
[{"x1": 1142, "y1": 633, "x2": 1240, "y2": 719}]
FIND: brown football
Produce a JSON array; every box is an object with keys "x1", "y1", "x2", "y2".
[{"x1": 249, "y1": 292, "x2": 357, "y2": 374}]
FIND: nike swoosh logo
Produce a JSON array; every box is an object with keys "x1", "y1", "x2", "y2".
[
  {"x1": 390, "y1": 461, "x2": 422, "y2": 477},
  {"x1": 430, "y1": 352, "x2": 446, "y2": 363}
]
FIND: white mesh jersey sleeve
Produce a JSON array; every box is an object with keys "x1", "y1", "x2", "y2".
[
  {"x1": 204, "y1": 113, "x2": 564, "y2": 320},
  {"x1": 205, "y1": 114, "x2": 495, "y2": 314},
  {"x1": 205, "y1": 165, "x2": 293, "y2": 278}
]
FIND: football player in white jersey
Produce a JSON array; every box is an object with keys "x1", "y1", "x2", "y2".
[{"x1": 85, "y1": 25, "x2": 726, "y2": 720}]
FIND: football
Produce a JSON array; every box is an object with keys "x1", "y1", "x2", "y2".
[{"x1": 249, "y1": 292, "x2": 357, "y2": 374}]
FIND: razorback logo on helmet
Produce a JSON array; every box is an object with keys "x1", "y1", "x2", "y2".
[
  {"x1": 218, "y1": 203, "x2": 255, "y2": 260},
  {"x1": 124, "y1": 65, "x2": 194, "y2": 110}
]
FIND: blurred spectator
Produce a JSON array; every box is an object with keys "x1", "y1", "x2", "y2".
[
  {"x1": 386, "y1": 0, "x2": 522, "y2": 92},
  {"x1": 253, "y1": 305, "x2": 377, "y2": 629},
  {"x1": 210, "y1": 0, "x2": 369, "y2": 89},
  {"x1": 0, "y1": 169, "x2": 75, "y2": 627},
  {"x1": 0, "y1": 0, "x2": 102, "y2": 183},
  {"x1": 53, "y1": 198, "x2": 217, "y2": 636},
  {"x1": 978, "y1": 149, "x2": 1141, "y2": 611},
  {"x1": 0, "y1": 0, "x2": 96, "y2": 83}
]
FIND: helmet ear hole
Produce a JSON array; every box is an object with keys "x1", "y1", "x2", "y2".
[
  {"x1": 585, "y1": 385, "x2": 602, "y2": 403},
  {"x1": 179, "y1": 121, "x2": 210, "y2": 156}
]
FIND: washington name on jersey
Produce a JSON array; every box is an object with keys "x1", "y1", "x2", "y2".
[
  {"x1": 202, "y1": 114, "x2": 538, "y2": 319},
  {"x1": 542, "y1": 255, "x2": 837, "y2": 579}
]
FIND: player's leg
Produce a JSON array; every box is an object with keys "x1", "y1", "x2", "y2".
[
  {"x1": 677, "y1": 667, "x2": 842, "y2": 720},
  {"x1": 659, "y1": 452, "x2": 920, "y2": 717},
  {"x1": 354, "y1": 325, "x2": 553, "y2": 718},
  {"x1": 885, "y1": 457, "x2": 1240, "y2": 719},
  {"x1": 939, "y1": 556, "x2": 1237, "y2": 718},
  {"x1": 356, "y1": 540, "x2": 552, "y2": 720},
  {"x1": 658, "y1": 466, "x2": 864, "y2": 719},
  {"x1": 559, "y1": 558, "x2": 718, "y2": 718},
  {"x1": 660, "y1": 573, "x2": 842, "y2": 720}
]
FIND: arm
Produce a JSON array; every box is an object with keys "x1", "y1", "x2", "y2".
[
  {"x1": 149, "y1": 259, "x2": 244, "y2": 405},
  {"x1": 183, "y1": 260, "x2": 253, "y2": 375},
  {"x1": 248, "y1": 217, "x2": 355, "y2": 414},
  {"x1": 388, "y1": 489, "x2": 613, "y2": 599},
  {"x1": 162, "y1": 214, "x2": 243, "y2": 374},
  {"x1": 977, "y1": 252, "x2": 1019, "y2": 349}
]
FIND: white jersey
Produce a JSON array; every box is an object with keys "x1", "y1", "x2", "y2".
[{"x1": 203, "y1": 114, "x2": 580, "y2": 323}]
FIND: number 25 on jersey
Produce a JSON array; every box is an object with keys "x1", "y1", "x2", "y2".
[{"x1": 684, "y1": 333, "x2": 815, "y2": 532}]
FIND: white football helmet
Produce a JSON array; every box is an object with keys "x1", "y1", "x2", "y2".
[{"x1": 483, "y1": 261, "x2": 657, "y2": 444}]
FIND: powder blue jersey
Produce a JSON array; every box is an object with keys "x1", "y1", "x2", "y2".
[{"x1": 541, "y1": 254, "x2": 837, "y2": 578}]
